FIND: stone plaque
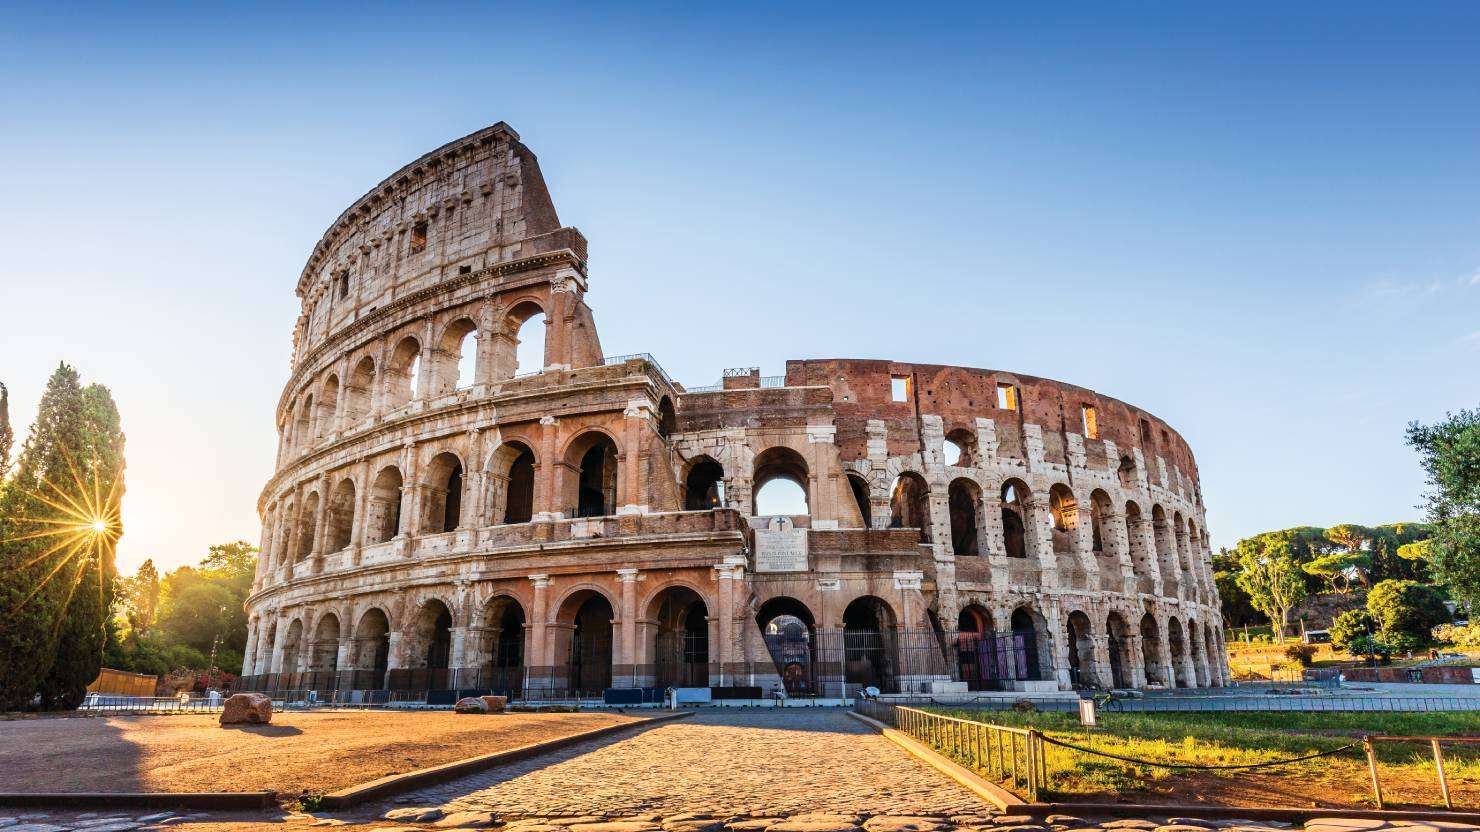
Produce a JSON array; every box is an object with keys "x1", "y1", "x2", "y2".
[{"x1": 755, "y1": 517, "x2": 808, "y2": 573}]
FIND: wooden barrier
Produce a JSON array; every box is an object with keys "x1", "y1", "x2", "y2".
[{"x1": 87, "y1": 669, "x2": 159, "y2": 697}]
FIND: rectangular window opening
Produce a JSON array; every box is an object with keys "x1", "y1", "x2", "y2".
[
  {"x1": 1082, "y1": 404, "x2": 1099, "y2": 439},
  {"x1": 335, "y1": 272, "x2": 349, "y2": 301},
  {"x1": 890, "y1": 376, "x2": 910, "y2": 402},
  {"x1": 996, "y1": 383, "x2": 1018, "y2": 411},
  {"x1": 410, "y1": 221, "x2": 429, "y2": 254}
]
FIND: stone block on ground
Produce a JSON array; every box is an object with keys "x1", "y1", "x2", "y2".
[
  {"x1": 479, "y1": 695, "x2": 509, "y2": 713},
  {"x1": 436, "y1": 811, "x2": 500, "y2": 828},
  {"x1": 863, "y1": 817, "x2": 951, "y2": 832},
  {"x1": 455, "y1": 696, "x2": 490, "y2": 713},
  {"x1": 219, "y1": 692, "x2": 272, "y2": 725},
  {"x1": 384, "y1": 807, "x2": 446, "y2": 822}
]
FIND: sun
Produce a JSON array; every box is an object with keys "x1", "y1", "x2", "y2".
[{"x1": 2, "y1": 454, "x2": 122, "y2": 617}]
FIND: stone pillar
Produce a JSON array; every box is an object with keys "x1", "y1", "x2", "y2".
[
  {"x1": 336, "y1": 635, "x2": 355, "y2": 675},
  {"x1": 242, "y1": 620, "x2": 258, "y2": 676},
  {"x1": 618, "y1": 402, "x2": 647, "y2": 514},
  {"x1": 399, "y1": 442, "x2": 419, "y2": 538},
  {"x1": 415, "y1": 318, "x2": 435, "y2": 399},
  {"x1": 475, "y1": 330, "x2": 498, "y2": 385},
  {"x1": 616, "y1": 568, "x2": 639, "y2": 675},
  {"x1": 1090, "y1": 633, "x2": 1113, "y2": 690},
  {"x1": 449, "y1": 627, "x2": 471, "y2": 672},
  {"x1": 528, "y1": 574, "x2": 551, "y2": 671},
  {"x1": 535, "y1": 416, "x2": 561, "y2": 520},
  {"x1": 714, "y1": 555, "x2": 746, "y2": 684},
  {"x1": 1126, "y1": 631, "x2": 1147, "y2": 689},
  {"x1": 1045, "y1": 605, "x2": 1071, "y2": 690}
]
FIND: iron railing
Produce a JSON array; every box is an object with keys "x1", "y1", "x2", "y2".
[{"x1": 855, "y1": 700, "x2": 1046, "y2": 801}]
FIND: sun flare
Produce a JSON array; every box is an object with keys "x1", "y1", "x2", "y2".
[{"x1": 2, "y1": 455, "x2": 122, "y2": 617}]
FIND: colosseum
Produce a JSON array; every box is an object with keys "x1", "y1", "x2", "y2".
[{"x1": 240, "y1": 121, "x2": 1229, "y2": 702}]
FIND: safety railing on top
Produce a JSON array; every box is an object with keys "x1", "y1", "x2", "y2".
[
  {"x1": 855, "y1": 700, "x2": 1047, "y2": 801},
  {"x1": 602, "y1": 353, "x2": 675, "y2": 387}
]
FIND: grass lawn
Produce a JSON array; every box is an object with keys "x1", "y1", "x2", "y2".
[{"x1": 927, "y1": 707, "x2": 1480, "y2": 809}]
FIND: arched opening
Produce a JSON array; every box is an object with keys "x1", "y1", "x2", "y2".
[
  {"x1": 1186, "y1": 521, "x2": 1203, "y2": 601},
  {"x1": 560, "y1": 591, "x2": 614, "y2": 696},
  {"x1": 889, "y1": 472, "x2": 930, "y2": 541},
  {"x1": 948, "y1": 478, "x2": 982, "y2": 556},
  {"x1": 1152, "y1": 505, "x2": 1179, "y2": 596},
  {"x1": 944, "y1": 428, "x2": 977, "y2": 468},
  {"x1": 344, "y1": 356, "x2": 375, "y2": 423},
  {"x1": 1140, "y1": 612, "x2": 1165, "y2": 687},
  {"x1": 757, "y1": 597, "x2": 817, "y2": 696},
  {"x1": 842, "y1": 596, "x2": 898, "y2": 694},
  {"x1": 1187, "y1": 619, "x2": 1208, "y2": 687},
  {"x1": 274, "y1": 501, "x2": 295, "y2": 568},
  {"x1": 566, "y1": 432, "x2": 619, "y2": 518},
  {"x1": 489, "y1": 442, "x2": 536, "y2": 524},
  {"x1": 262, "y1": 622, "x2": 278, "y2": 676},
  {"x1": 1065, "y1": 610, "x2": 1098, "y2": 689},
  {"x1": 1203, "y1": 623, "x2": 1221, "y2": 687},
  {"x1": 513, "y1": 307, "x2": 547, "y2": 376},
  {"x1": 1089, "y1": 489, "x2": 1112, "y2": 555},
  {"x1": 753, "y1": 446, "x2": 810, "y2": 516},
  {"x1": 354, "y1": 608, "x2": 391, "y2": 689},
  {"x1": 650, "y1": 586, "x2": 709, "y2": 689},
  {"x1": 483, "y1": 597, "x2": 526, "y2": 694},
  {"x1": 367, "y1": 466, "x2": 403, "y2": 543},
  {"x1": 437, "y1": 317, "x2": 479, "y2": 393},
  {"x1": 656, "y1": 397, "x2": 676, "y2": 439},
  {"x1": 1167, "y1": 617, "x2": 1190, "y2": 688},
  {"x1": 1001, "y1": 480, "x2": 1031, "y2": 558},
  {"x1": 846, "y1": 473, "x2": 872, "y2": 528},
  {"x1": 311, "y1": 614, "x2": 341, "y2": 674},
  {"x1": 295, "y1": 395, "x2": 314, "y2": 449},
  {"x1": 280, "y1": 619, "x2": 304, "y2": 676},
  {"x1": 1049, "y1": 484, "x2": 1078, "y2": 555},
  {"x1": 956, "y1": 605, "x2": 996, "y2": 691},
  {"x1": 295, "y1": 492, "x2": 320, "y2": 562},
  {"x1": 423, "y1": 452, "x2": 464, "y2": 533},
  {"x1": 386, "y1": 336, "x2": 421, "y2": 408},
  {"x1": 408, "y1": 600, "x2": 453, "y2": 689},
  {"x1": 1010, "y1": 607, "x2": 1048, "y2": 682},
  {"x1": 683, "y1": 456, "x2": 725, "y2": 511},
  {"x1": 1106, "y1": 612, "x2": 1131, "y2": 689},
  {"x1": 326, "y1": 478, "x2": 355, "y2": 552},
  {"x1": 317, "y1": 376, "x2": 339, "y2": 439}
]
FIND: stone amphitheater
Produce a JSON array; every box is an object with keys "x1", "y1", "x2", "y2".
[{"x1": 240, "y1": 121, "x2": 1228, "y2": 699}]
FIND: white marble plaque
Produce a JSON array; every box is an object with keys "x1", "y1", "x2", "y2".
[{"x1": 755, "y1": 517, "x2": 808, "y2": 573}]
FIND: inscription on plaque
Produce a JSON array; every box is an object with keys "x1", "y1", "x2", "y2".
[{"x1": 755, "y1": 517, "x2": 808, "y2": 572}]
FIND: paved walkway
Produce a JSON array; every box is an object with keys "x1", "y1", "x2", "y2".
[{"x1": 400, "y1": 709, "x2": 986, "y2": 817}]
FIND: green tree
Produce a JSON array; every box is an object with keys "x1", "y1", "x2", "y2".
[
  {"x1": 1235, "y1": 535, "x2": 1309, "y2": 642},
  {"x1": 1329, "y1": 608, "x2": 1376, "y2": 652},
  {"x1": 117, "y1": 558, "x2": 160, "y2": 642},
  {"x1": 1302, "y1": 550, "x2": 1370, "y2": 593},
  {"x1": 0, "y1": 381, "x2": 13, "y2": 479},
  {"x1": 0, "y1": 362, "x2": 87, "y2": 704},
  {"x1": 1323, "y1": 524, "x2": 1374, "y2": 588},
  {"x1": 37, "y1": 382, "x2": 125, "y2": 709},
  {"x1": 1366, "y1": 579, "x2": 1451, "y2": 653},
  {"x1": 1212, "y1": 547, "x2": 1259, "y2": 626},
  {"x1": 1371, "y1": 522, "x2": 1434, "y2": 582},
  {"x1": 1407, "y1": 409, "x2": 1480, "y2": 608}
]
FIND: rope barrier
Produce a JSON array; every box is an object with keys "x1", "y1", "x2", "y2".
[{"x1": 1037, "y1": 734, "x2": 1362, "y2": 771}]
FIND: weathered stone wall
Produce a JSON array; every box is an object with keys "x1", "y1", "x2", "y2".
[{"x1": 242, "y1": 122, "x2": 1228, "y2": 695}]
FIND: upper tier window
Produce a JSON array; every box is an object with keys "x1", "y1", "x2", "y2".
[
  {"x1": 410, "y1": 221, "x2": 428, "y2": 254},
  {"x1": 996, "y1": 383, "x2": 1018, "y2": 411},
  {"x1": 890, "y1": 376, "x2": 910, "y2": 402}
]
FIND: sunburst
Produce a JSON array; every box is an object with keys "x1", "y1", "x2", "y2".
[{"x1": 2, "y1": 453, "x2": 122, "y2": 619}]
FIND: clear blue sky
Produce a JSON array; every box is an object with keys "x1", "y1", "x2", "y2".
[{"x1": 3, "y1": 3, "x2": 1478, "y2": 573}]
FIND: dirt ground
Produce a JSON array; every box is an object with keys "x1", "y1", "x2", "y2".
[{"x1": 0, "y1": 709, "x2": 643, "y2": 797}]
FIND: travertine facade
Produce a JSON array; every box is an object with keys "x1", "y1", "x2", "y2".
[{"x1": 241, "y1": 122, "x2": 1228, "y2": 697}]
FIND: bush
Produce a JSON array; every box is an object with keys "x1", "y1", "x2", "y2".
[
  {"x1": 1433, "y1": 622, "x2": 1480, "y2": 648},
  {"x1": 1331, "y1": 609, "x2": 1376, "y2": 652},
  {"x1": 1368, "y1": 579, "x2": 1451, "y2": 652},
  {"x1": 1348, "y1": 634, "x2": 1394, "y2": 662},
  {"x1": 1284, "y1": 643, "x2": 1317, "y2": 666}
]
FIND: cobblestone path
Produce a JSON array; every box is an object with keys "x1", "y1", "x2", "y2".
[{"x1": 403, "y1": 709, "x2": 986, "y2": 817}]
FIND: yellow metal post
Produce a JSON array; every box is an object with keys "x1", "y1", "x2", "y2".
[
  {"x1": 1365, "y1": 736, "x2": 1383, "y2": 809},
  {"x1": 1432, "y1": 739, "x2": 1452, "y2": 810}
]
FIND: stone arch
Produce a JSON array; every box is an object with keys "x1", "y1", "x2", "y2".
[
  {"x1": 756, "y1": 596, "x2": 818, "y2": 696},
  {"x1": 1139, "y1": 612, "x2": 1165, "y2": 687},
  {"x1": 343, "y1": 355, "x2": 376, "y2": 423},
  {"x1": 1065, "y1": 609, "x2": 1098, "y2": 688},
  {"x1": 1167, "y1": 616, "x2": 1191, "y2": 687},
  {"x1": 353, "y1": 607, "x2": 392, "y2": 689},
  {"x1": 1187, "y1": 618, "x2": 1210, "y2": 687},
  {"x1": 294, "y1": 491, "x2": 320, "y2": 562},
  {"x1": 1203, "y1": 620, "x2": 1221, "y2": 687},
  {"x1": 434, "y1": 316, "x2": 480, "y2": 394},
  {"x1": 274, "y1": 498, "x2": 296, "y2": 568},
  {"x1": 842, "y1": 595, "x2": 899, "y2": 694},
  {"x1": 280, "y1": 617, "x2": 304, "y2": 675},
  {"x1": 1000, "y1": 478, "x2": 1033, "y2": 558},
  {"x1": 1089, "y1": 489, "x2": 1113, "y2": 556},
  {"x1": 889, "y1": 471, "x2": 930, "y2": 541},
  {"x1": 948, "y1": 477, "x2": 982, "y2": 556},
  {"x1": 564, "y1": 430, "x2": 619, "y2": 518},
  {"x1": 326, "y1": 477, "x2": 356, "y2": 552},
  {"x1": 554, "y1": 588, "x2": 614, "y2": 696},
  {"x1": 480, "y1": 595, "x2": 527, "y2": 693},
  {"x1": 656, "y1": 396, "x2": 676, "y2": 440},
  {"x1": 402, "y1": 598, "x2": 454, "y2": 690},
  {"x1": 487, "y1": 440, "x2": 537, "y2": 524},
  {"x1": 422, "y1": 451, "x2": 465, "y2": 533},
  {"x1": 317, "y1": 375, "x2": 339, "y2": 439},
  {"x1": 1125, "y1": 501, "x2": 1155, "y2": 593},
  {"x1": 1048, "y1": 484, "x2": 1078, "y2": 555},
  {"x1": 753, "y1": 446, "x2": 810, "y2": 516},
  {"x1": 366, "y1": 465, "x2": 404, "y2": 543},
  {"x1": 1106, "y1": 611, "x2": 1132, "y2": 689},
  {"x1": 498, "y1": 299, "x2": 547, "y2": 379},
  {"x1": 1152, "y1": 505, "x2": 1180, "y2": 597},
  {"x1": 1009, "y1": 605, "x2": 1052, "y2": 682},
  {"x1": 295, "y1": 394, "x2": 314, "y2": 450},
  {"x1": 386, "y1": 335, "x2": 421, "y2": 408},
  {"x1": 310, "y1": 612, "x2": 341, "y2": 673},
  {"x1": 647, "y1": 585, "x2": 710, "y2": 689},
  {"x1": 943, "y1": 426, "x2": 978, "y2": 468},
  {"x1": 956, "y1": 604, "x2": 996, "y2": 691},
  {"x1": 683, "y1": 455, "x2": 725, "y2": 511}
]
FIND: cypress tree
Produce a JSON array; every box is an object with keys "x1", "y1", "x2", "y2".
[
  {"x1": 0, "y1": 381, "x2": 13, "y2": 479},
  {"x1": 37, "y1": 383, "x2": 125, "y2": 709}
]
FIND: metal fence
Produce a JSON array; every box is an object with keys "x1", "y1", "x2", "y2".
[{"x1": 855, "y1": 699, "x2": 1046, "y2": 801}]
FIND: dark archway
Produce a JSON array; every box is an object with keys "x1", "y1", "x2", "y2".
[
  {"x1": 650, "y1": 587, "x2": 709, "y2": 689},
  {"x1": 1106, "y1": 612, "x2": 1131, "y2": 688},
  {"x1": 484, "y1": 597, "x2": 526, "y2": 694},
  {"x1": 354, "y1": 609, "x2": 391, "y2": 690},
  {"x1": 842, "y1": 596, "x2": 898, "y2": 694},
  {"x1": 1140, "y1": 612, "x2": 1165, "y2": 687},
  {"x1": 1001, "y1": 480, "x2": 1030, "y2": 558},
  {"x1": 1010, "y1": 607, "x2": 1047, "y2": 682},
  {"x1": 425, "y1": 452, "x2": 463, "y2": 533},
  {"x1": 956, "y1": 605, "x2": 996, "y2": 691},
  {"x1": 684, "y1": 456, "x2": 725, "y2": 511},
  {"x1": 564, "y1": 592, "x2": 614, "y2": 695},
  {"x1": 757, "y1": 597, "x2": 817, "y2": 696},
  {"x1": 889, "y1": 472, "x2": 930, "y2": 541},
  {"x1": 948, "y1": 478, "x2": 981, "y2": 556},
  {"x1": 367, "y1": 466, "x2": 403, "y2": 543},
  {"x1": 568, "y1": 433, "x2": 619, "y2": 518},
  {"x1": 1065, "y1": 610, "x2": 1097, "y2": 688},
  {"x1": 847, "y1": 473, "x2": 872, "y2": 528}
]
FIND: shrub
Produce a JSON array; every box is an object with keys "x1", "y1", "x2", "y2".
[
  {"x1": 1367, "y1": 579, "x2": 1451, "y2": 652},
  {"x1": 1284, "y1": 643, "x2": 1317, "y2": 666},
  {"x1": 1348, "y1": 634, "x2": 1394, "y2": 662},
  {"x1": 1331, "y1": 609, "x2": 1376, "y2": 652},
  {"x1": 1434, "y1": 622, "x2": 1480, "y2": 648}
]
